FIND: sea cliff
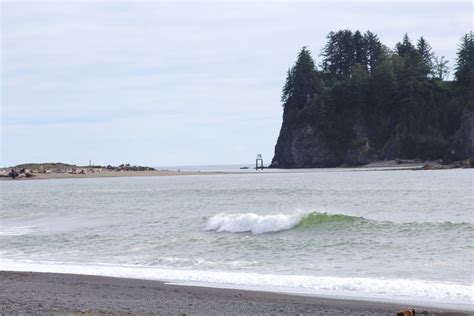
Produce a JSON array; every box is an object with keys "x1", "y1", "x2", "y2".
[{"x1": 270, "y1": 31, "x2": 473, "y2": 168}]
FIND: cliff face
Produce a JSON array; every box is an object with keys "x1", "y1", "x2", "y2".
[
  {"x1": 448, "y1": 109, "x2": 474, "y2": 161},
  {"x1": 270, "y1": 106, "x2": 473, "y2": 168},
  {"x1": 343, "y1": 118, "x2": 373, "y2": 166},
  {"x1": 271, "y1": 124, "x2": 342, "y2": 168},
  {"x1": 271, "y1": 113, "x2": 373, "y2": 168}
]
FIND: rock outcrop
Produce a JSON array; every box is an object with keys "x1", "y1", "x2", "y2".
[
  {"x1": 344, "y1": 140, "x2": 371, "y2": 166},
  {"x1": 271, "y1": 113, "x2": 373, "y2": 168},
  {"x1": 343, "y1": 117, "x2": 373, "y2": 166},
  {"x1": 270, "y1": 106, "x2": 474, "y2": 168},
  {"x1": 271, "y1": 124, "x2": 343, "y2": 168},
  {"x1": 447, "y1": 109, "x2": 474, "y2": 161}
]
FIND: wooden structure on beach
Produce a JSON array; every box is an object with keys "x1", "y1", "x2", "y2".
[{"x1": 256, "y1": 154, "x2": 264, "y2": 170}]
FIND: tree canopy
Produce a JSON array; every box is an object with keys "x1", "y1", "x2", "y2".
[
  {"x1": 279, "y1": 30, "x2": 473, "y2": 161},
  {"x1": 281, "y1": 47, "x2": 321, "y2": 108}
]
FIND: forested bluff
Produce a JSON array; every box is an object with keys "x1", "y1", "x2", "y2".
[{"x1": 270, "y1": 30, "x2": 473, "y2": 168}]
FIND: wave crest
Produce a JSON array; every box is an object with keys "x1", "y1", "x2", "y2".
[
  {"x1": 205, "y1": 212, "x2": 356, "y2": 234},
  {"x1": 297, "y1": 212, "x2": 358, "y2": 227}
]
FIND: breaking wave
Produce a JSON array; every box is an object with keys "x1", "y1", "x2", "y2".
[
  {"x1": 205, "y1": 211, "x2": 358, "y2": 234},
  {"x1": 204, "y1": 212, "x2": 472, "y2": 235}
]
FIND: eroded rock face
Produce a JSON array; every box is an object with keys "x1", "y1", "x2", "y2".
[
  {"x1": 343, "y1": 118, "x2": 373, "y2": 166},
  {"x1": 271, "y1": 102, "x2": 473, "y2": 168},
  {"x1": 271, "y1": 124, "x2": 343, "y2": 168},
  {"x1": 344, "y1": 140, "x2": 370, "y2": 166},
  {"x1": 271, "y1": 116, "x2": 369, "y2": 168},
  {"x1": 448, "y1": 109, "x2": 474, "y2": 161}
]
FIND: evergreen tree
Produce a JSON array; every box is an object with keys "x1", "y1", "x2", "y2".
[
  {"x1": 281, "y1": 47, "x2": 320, "y2": 110},
  {"x1": 321, "y1": 31, "x2": 338, "y2": 77},
  {"x1": 281, "y1": 68, "x2": 294, "y2": 103},
  {"x1": 353, "y1": 30, "x2": 367, "y2": 67},
  {"x1": 394, "y1": 34, "x2": 418, "y2": 111},
  {"x1": 322, "y1": 30, "x2": 384, "y2": 77},
  {"x1": 454, "y1": 32, "x2": 474, "y2": 88},
  {"x1": 370, "y1": 57, "x2": 397, "y2": 111},
  {"x1": 416, "y1": 37, "x2": 435, "y2": 77},
  {"x1": 321, "y1": 30, "x2": 355, "y2": 78},
  {"x1": 339, "y1": 30, "x2": 355, "y2": 76},
  {"x1": 364, "y1": 31, "x2": 383, "y2": 73},
  {"x1": 350, "y1": 64, "x2": 369, "y2": 104},
  {"x1": 396, "y1": 33, "x2": 415, "y2": 58}
]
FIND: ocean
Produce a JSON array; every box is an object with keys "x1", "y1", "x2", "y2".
[{"x1": 1, "y1": 168, "x2": 473, "y2": 309}]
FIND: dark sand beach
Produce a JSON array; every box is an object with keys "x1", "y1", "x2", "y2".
[{"x1": 0, "y1": 271, "x2": 469, "y2": 315}]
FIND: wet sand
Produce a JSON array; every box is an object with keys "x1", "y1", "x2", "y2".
[{"x1": 0, "y1": 271, "x2": 469, "y2": 315}]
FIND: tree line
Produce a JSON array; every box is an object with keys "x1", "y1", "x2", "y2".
[{"x1": 280, "y1": 30, "x2": 473, "y2": 160}]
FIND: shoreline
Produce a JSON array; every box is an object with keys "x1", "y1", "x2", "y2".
[
  {"x1": 0, "y1": 160, "x2": 470, "y2": 181},
  {"x1": 0, "y1": 169, "x2": 226, "y2": 181},
  {"x1": 0, "y1": 271, "x2": 470, "y2": 315}
]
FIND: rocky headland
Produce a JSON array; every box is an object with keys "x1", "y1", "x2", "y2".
[{"x1": 270, "y1": 31, "x2": 473, "y2": 168}]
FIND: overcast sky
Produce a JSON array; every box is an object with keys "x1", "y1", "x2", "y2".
[{"x1": 1, "y1": 0, "x2": 472, "y2": 167}]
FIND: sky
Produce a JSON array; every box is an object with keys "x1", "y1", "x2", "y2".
[{"x1": 1, "y1": 0, "x2": 472, "y2": 167}]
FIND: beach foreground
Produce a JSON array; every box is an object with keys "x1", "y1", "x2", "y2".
[{"x1": 0, "y1": 271, "x2": 469, "y2": 315}]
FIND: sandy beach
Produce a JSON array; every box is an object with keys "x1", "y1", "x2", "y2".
[
  {"x1": 0, "y1": 271, "x2": 469, "y2": 315},
  {"x1": 1, "y1": 159, "x2": 471, "y2": 181},
  {"x1": 0, "y1": 169, "x2": 224, "y2": 181}
]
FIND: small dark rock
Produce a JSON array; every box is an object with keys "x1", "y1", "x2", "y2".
[{"x1": 8, "y1": 169, "x2": 18, "y2": 179}]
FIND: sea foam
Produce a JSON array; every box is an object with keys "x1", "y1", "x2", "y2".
[
  {"x1": 0, "y1": 226, "x2": 34, "y2": 236},
  {"x1": 1, "y1": 258, "x2": 472, "y2": 308},
  {"x1": 205, "y1": 212, "x2": 305, "y2": 234},
  {"x1": 205, "y1": 211, "x2": 357, "y2": 234}
]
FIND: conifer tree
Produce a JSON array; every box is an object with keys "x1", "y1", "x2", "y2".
[
  {"x1": 321, "y1": 31, "x2": 337, "y2": 76},
  {"x1": 321, "y1": 30, "x2": 355, "y2": 78},
  {"x1": 454, "y1": 31, "x2": 474, "y2": 109},
  {"x1": 339, "y1": 30, "x2": 355, "y2": 77},
  {"x1": 416, "y1": 37, "x2": 435, "y2": 77},
  {"x1": 396, "y1": 33, "x2": 415, "y2": 58},
  {"x1": 281, "y1": 68, "x2": 294, "y2": 103},
  {"x1": 364, "y1": 31, "x2": 383, "y2": 73},
  {"x1": 455, "y1": 32, "x2": 474, "y2": 87},
  {"x1": 281, "y1": 47, "x2": 320, "y2": 109},
  {"x1": 352, "y1": 30, "x2": 368, "y2": 72}
]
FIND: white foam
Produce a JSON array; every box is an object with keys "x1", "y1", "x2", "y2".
[
  {"x1": 205, "y1": 212, "x2": 306, "y2": 234},
  {"x1": 143, "y1": 256, "x2": 258, "y2": 268},
  {"x1": 1, "y1": 258, "x2": 472, "y2": 309},
  {"x1": 0, "y1": 226, "x2": 34, "y2": 236}
]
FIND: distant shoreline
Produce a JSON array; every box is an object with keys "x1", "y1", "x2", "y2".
[
  {"x1": 0, "y1": 271, "x2": 469, "y2": 315},
  {"x1": 0, "y1": 169, "x2": 225, "y2": 181},
  {"x1": 1, "y1": 159, "x2": 471, "y2": 181}
]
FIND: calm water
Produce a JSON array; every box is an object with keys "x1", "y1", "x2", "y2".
[{"x1": 1, "y1": 168, "x2": 473, "y2": 307}]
